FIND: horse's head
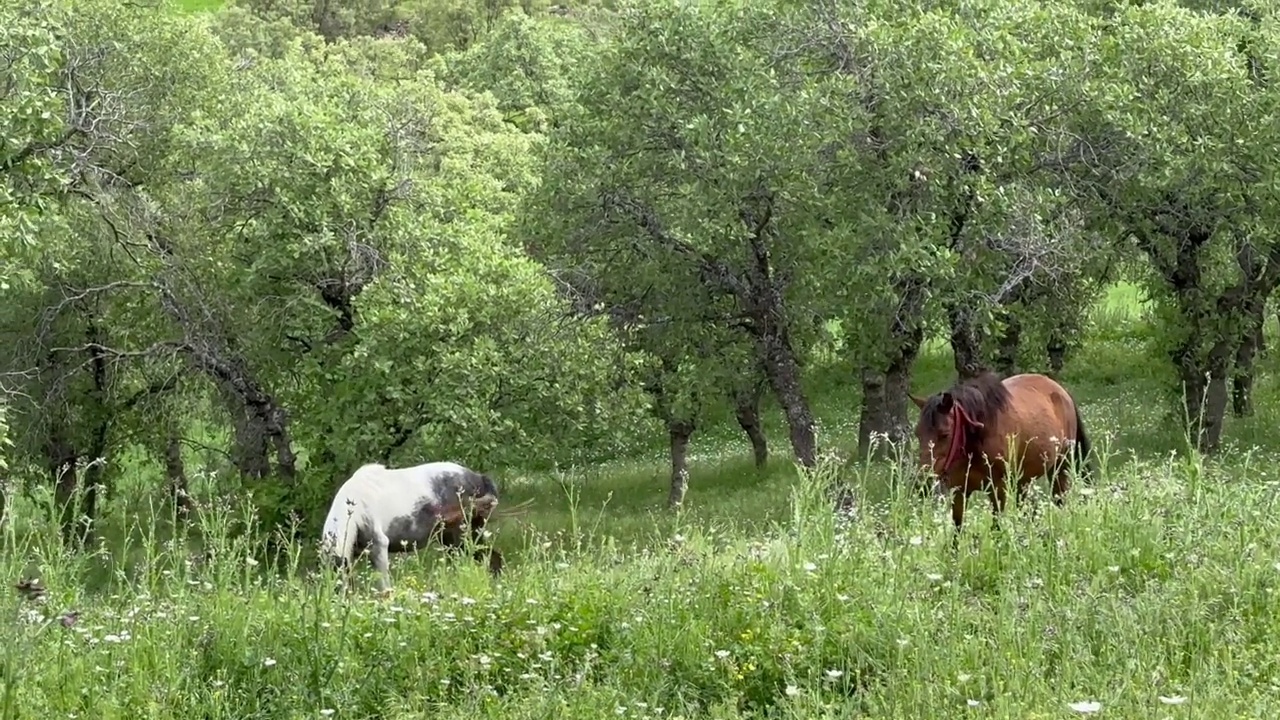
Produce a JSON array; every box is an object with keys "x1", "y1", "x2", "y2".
[{"x1": 909, "y1": 389, "x2": 985, "y2": 484}]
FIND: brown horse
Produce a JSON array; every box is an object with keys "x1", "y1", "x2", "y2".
[{"x1": 909, "y1": 371, "x2": 1093, "y2": 531}]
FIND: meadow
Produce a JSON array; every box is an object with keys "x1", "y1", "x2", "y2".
[{"x1": 2, "y1": 282, "x2": 1279, "y2": 718}]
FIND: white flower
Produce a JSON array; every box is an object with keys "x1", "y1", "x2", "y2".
[
  {"x1": 1068, "y1": 700, "x2": 1101, "y2": 713},
  {"x1": 320, "y1": 710, "x2": 335, "y2": 717},
  {"x1": 967, "y1": 699, "x2": 980, "y2": 707},
  {"x1": 785, "y1": 685, "x2": 800, "y2": 697},
  {"x1": 714, "y1": 650, "x2": 730, "y2": 660},
  {"x1": 957, "y1": 673, "x2": 972, "y2": 683},
  {"x1": 263, "y1": 658, "x2": 277, "y2": 668},
  {"x1": 926, "y1": 573, "x2": 944, "y2": 582},
  {"x1": 1158, "y1": 695, "x2": 1187, "y2": 705},
  {"x1": 825, "y1": 669, "x2": 844, "y2": 680},
  {"x1": 803, "y1": 562, "x2": 817, "y2": 572},
  {"x1": 909, "y1": 536, "x2": 924, "y2": 546}
]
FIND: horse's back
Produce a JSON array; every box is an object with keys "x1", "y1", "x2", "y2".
[{"x1": 999, "y1": 373, "x2": 1079, "y2": 448}]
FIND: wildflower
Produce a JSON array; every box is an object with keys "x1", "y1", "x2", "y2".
[
  {"x1": 909, "y1": 536, "x2": 924, "y2": 546},
  {"x1": 825, "y1": 669, "x2": 844, "y2": 680},
  {"x1": 967, "y1": 699, "x2": 980, "y2": 708},
  {"x1": 1067, "y1": 700, "x2": 1101, "y2": 713},
  {"x1": 926, "y1": 573, "x2": 944, "y2": 583},
  {"x1": 785, "y1": 685, "x2": 800, "y2": 697},
  {"x1": 320, "y1": 710, "x2": 335, "y2": 717},
  {"x1": 1158, "y1": 695, "x2": 1187, "y2": 705},
  {"x1": 957, "y1": 673, "x2": 972, "y2": 683},
  {"x1": 803, "y1": 562, "x2": 817, "y2": 572},
  {"x1": 263, "y1": 658, "x2": 277, "y2": 668},
  {"x1": 477, "y1": 654, "x2": 492, "y2": 667},
  {"x1": 714, "y1": 650, "x2": 730, "y2": 660}
]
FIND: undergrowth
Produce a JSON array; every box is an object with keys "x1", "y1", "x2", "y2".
[{"x1": 3, "y1": 444, "x2": 1280, "y2": 718}]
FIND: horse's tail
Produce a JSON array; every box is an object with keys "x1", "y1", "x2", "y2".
[
  {"x1": 321, "y1": 495, "x2": 361, "y2": 564},
  {"x1": 1071, "y1": 402, "x2": 1095, "y2": 484}
]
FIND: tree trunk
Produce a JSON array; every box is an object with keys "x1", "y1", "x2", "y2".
[
  {"x1": 1173, "y1": 332, "x2": 1234, "y2": 453},
  {"x1": 1232, "y1": 303, "x2": 1266, "y2": 417},
  {"x1": 995, "y1": 311, "x2": 1021, "y2": 376},
  {"x1": 733, "y1": 379, "x2": 768, "y2": 469},
  {"x1": 78, "y1": 333, "x2": 112, "y2": 547},
  {"x1": 221, "y1": 383, "x2": 273, "y2": 479},
  {"x1": 45, "y1": 418, "x2": 81, "y2": 547},
  {"x1": 948, "y1": 305, "x2": 985, "y2": 379},
  {"x1": 857, "y1": 276, "x2": 926, "y2": 459},
  {"x1": 1046, "y1": 328, "x2": 1067, "y2": 376},
  {"x1": 755, "y1": 326, "x2": 816, "y2": 468},
  {"x1": 156, "y1": 283, "x2": 298, "y2": 483},
  {"x1": 165, "y1": 431, "x2": 196, "y2": 519},
  {"x1": 667, "y1": 419, "x2": 695, "y2": 508}
]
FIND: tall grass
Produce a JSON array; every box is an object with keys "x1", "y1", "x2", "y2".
[
  {"x1": 5, "y1": 449, "x2": 1280, "y2": 717},
  {"x1": 5, "y1": 281, "x2": 1280, "y2": 716}
]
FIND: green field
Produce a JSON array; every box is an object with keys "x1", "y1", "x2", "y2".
[
  {"x1": 6, "y1": 282, "x2": 1280, "y2": 717},
  {"x1": 173, "y1": 0, "x2": 223, "y2": 11}
]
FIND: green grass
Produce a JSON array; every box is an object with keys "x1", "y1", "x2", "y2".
[
  {"x1": 6, "y1": 284, "x2": 1280, "y2": 717},
  {"x1": 173, "y1": 0, "x2": 223, "y2": 11}
]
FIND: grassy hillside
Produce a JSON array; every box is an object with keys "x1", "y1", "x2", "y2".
[{"x1": 6, "y1": 281, "x2": 1280, "y2": 716}]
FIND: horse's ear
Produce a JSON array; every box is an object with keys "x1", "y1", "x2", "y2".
[{"x1": 908, "y1": 393, "x2": 927, "y2": 410}]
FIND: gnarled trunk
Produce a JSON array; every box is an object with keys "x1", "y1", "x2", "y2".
[
  {"x1": 46, "y1": 418, "x2": 81, "y2": 547},
  {"x1": 857, "y1": 276, "x2": 926, "y2": 460},
  {"x1": 995, "y1": 311, "x2": 1021, "y2": 376},
  {"x1": 1046, "y1": 328, "x2": 1068, "y2": 376},
  {"x1": 165, "y1": 431, "x2": 195, "y2": 519},
  {"x1": 1232, "y1": 303, "x2": 1266, "y2": 417},
  {"x1": 948, "y1": 306, "x2": 985, "y2": 379},
  {"x1": 755, "y1": 323, "x2": 816, "y2": 468},
  {"x1": 733, "y1": 379, "x2": 768, "y2": 469},
  {"x1": 667, "y1": 419, "x2": 695, "y2": 508}
]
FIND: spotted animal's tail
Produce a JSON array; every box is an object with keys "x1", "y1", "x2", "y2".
[{"x1": 1071, "y1": 403, "x2": 1095, "y2": 484}]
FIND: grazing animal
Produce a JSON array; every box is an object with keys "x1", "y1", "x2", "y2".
[
  {"x1": 320, "y1": 461, "x2": 504, "y2": 592},
  {"x1": 910, "y1": 371, "x2": 1093, "y2": 532}
]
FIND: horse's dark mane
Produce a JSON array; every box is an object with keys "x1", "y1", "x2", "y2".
[{"x1": 921, "y1": 371, "x2": 1012, "y2": 443}]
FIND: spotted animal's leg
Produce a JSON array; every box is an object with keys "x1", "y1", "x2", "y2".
[
  {"x1": 467, "y1": 513, "x2": 502, "y2": 576},
  {"x1": 370, "y1": 531, "x2": 392, "y2": 593}
]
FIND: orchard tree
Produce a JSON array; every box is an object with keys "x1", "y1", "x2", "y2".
[
  {"x1": 777, "y1": 0, "x2": 1108, "y2": 456},
  {"x1": 0, "y1": 0, "x2": 240, "y2": 542},
  {"x1": 525, "y1": 0, "x2": 842, "y2": 474},
  {"x1": 1050, "y1": 2, "x2": 1280, "y2": 451}
]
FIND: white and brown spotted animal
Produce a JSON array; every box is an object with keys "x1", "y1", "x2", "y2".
[{"x1": 320, "y1": 461, "x2": 504, "y2": 592}]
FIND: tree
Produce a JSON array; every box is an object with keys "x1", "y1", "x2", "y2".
[
  {"x1": 525, "y1": 0, "x2": 837, "y2": 472},
  {"x1": 1050, "y1": 2, "x2": 1280, "y2": 451}
]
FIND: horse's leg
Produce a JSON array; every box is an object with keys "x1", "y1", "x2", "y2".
[
  {"x1": 988, "y1": 477, "x2": 1007, "y2": 533},
  {"x1": 370, "y1": 532, "x2": 393, "y2": 593},
  {"x1": 949, "y1": 488, "x2": 968, "y2": 553},
  {"x1": 467, "y1": 513, "x2": 494, "y2": 569},
  {"x1": 1051, "y1": 468, "x2": 1070, "y2": 508}
]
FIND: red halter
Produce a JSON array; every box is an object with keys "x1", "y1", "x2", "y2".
[{"x1": 940, "y1": 402, "x2": 981, "y2": 475}]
